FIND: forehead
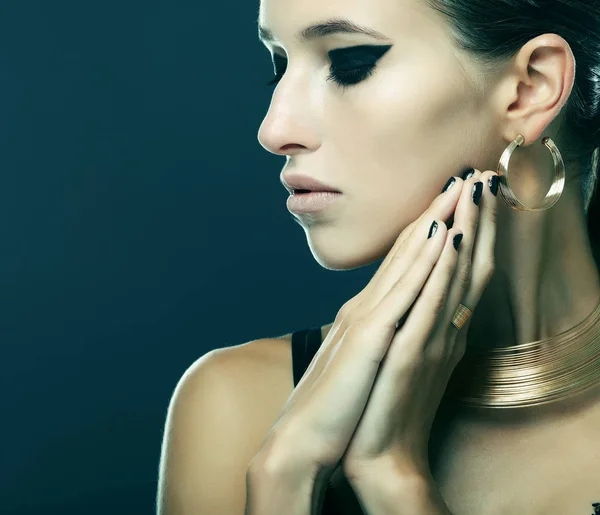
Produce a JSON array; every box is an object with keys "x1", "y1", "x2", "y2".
[{"x1": 258, "y1": 0, "x2": 430, "y2": 45}]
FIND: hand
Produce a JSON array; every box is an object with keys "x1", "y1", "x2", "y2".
[
  {"x1": 340, "y1": 168, "x2": 498, "y2": 483},
  {"x1": 252, "y1": 169, "x2": 498, "y2": 490}
]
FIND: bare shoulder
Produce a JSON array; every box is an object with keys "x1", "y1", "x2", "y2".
[
  {"x1": 157, "y1": 332, "x2": 297, "y2": 514},
  {"x1": 157, "y1": 323, "x2": 336, "y2": 514},
  {"x1": 214, "y1": 333, "x2": 298, "y2": 440},
  {"x1": 177, "y1": 331, "x2": 300, "y2": 455},
  {"x1": 193, "y1": 322, "x2": 333, "y2": 444}
]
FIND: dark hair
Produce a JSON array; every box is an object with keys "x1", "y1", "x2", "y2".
[{"x1": 424, "y1": 0, "x2": 600, "y2": 260}]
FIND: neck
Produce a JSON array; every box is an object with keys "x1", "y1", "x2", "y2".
[
  {"x1": 467, "y1": 183, "x2": 600, "y2": 350},
  {"x1": 447, "y1": 179, "x2": 600, "y2": 426}
]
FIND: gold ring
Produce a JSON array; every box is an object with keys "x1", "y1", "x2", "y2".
[{"x1": 452, "y1": 303, "x2": 472, "y2": 330}]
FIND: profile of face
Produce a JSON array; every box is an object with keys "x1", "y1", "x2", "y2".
[{"x1": 256, "y1": 0, "x2": 568, "y2": 271}]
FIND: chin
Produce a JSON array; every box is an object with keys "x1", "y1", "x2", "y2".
[{"x1": 304, "y1": 227, "x2": 393, "y2": 271}]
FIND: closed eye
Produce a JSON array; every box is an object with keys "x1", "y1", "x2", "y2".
[{"x1": 265, "y1": 44, "x2": 393, "y2": 90}]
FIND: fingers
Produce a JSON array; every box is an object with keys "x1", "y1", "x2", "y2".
[
  {"x1": 375, "y1": 174, "x2": 463, "y2": 276},
  {"x1": 460, "y1": 170, "x2": 498, "y2": 310},
  {"x1": 327, "y1": 173, "x2": 471, "y2": 375},
  {"x1": 372, "y1": 168, "x2": 498, "y2": 363},
  {"x1": 379, "y1": 224, "x2": 464, "y2": 362},
  {"x1": 360, "y1": 175, "x2": 465, "y2": 312},
  {"x1": 437, "y1": 170, "x2": 484, "y2": 328},
  {"x1": 362, "y1": 217, "x2": 452, "y2": 355},
  {"x1": 430, "y1": 169, "x2": 498, "y2": 347}
]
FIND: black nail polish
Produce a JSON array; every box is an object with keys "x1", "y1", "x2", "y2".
[
  {"x1": 489, "y1": 175, "x2": 499, "y2": 196},
  {"x1": 453, "y1": 233, "x2": 463, "y2": 250},
  {"x1": 428, "y1": 220, "x2": 438, "y2": 239},
  {"x1": 441, "y1": 177, "x2": 456, "y2": 194},
  {"x1": 472, "y1": 181, "x2": 483, "y2": 206},
  {"x1": 460, "y1": 168, "x2": 475, "y2": 181}
]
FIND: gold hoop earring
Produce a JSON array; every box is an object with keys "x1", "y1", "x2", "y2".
[{"x1": 497, "y1": 134, "x2": 566, "y2": 212}]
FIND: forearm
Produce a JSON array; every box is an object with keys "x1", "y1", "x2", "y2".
[
  {"x1": 350, "y1": 467, "x2": 453, "y2": 515},
  {"x1": 245, "y1": 454, "x2": 328, "y2": 515}
]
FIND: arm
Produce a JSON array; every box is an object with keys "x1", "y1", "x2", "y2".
[
  {"x1": 244, "y1": 437, "x2": 334, "y2": 515},
  {"x1": 348, "y1": 462, "x2": 453, "y2": 515}
]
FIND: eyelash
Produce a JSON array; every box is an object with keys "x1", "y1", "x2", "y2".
[{"x1": 265, "y1": 63, "x2": 377, "y2": 90}]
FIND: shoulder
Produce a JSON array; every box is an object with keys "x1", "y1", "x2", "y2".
[
  {"x1": 166, "y1": 332, "x2": 297, "y2": 448},
  {"x1": 173, "y1": 332, "x2": 295, "y2": 407},
  {"x1": 156, "y1": 334, "x2": 297, "y2": 514},
  {"x1": 168, "y1": 322, "x2": 331, "y2": 423}
]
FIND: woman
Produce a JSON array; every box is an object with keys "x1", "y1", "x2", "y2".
[{"x1": 157, "y1": 0, "x2": 600, "y2": 513}]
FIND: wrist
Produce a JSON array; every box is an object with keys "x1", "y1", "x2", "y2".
[
  {"x1": 246, "y1": 449, "x2": 323, "y2": 515},
  {"x1": 348, "y1": 462, "x2": 452, "y2": 515}
]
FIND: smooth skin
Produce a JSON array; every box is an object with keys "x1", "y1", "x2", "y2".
[
  {"x1": 257, "y1": 0, "x2": 600, "y2": 425},
  {"x1": 252, "y1": 169, "x2": 496, "y2": 489},
  {"x1": 157, "y1": 0, "x2": 600, "y2": 512}
]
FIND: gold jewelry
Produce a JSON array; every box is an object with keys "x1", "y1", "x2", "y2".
[
  {"x1": 450, "y1": 134, "x2": 565, "y2": 331},
  {"x1": 445, "y1": 294, "x2": 600, "y2": 408},
  {"x1": 444, "y1": 135, "x2": 600, "y2": 408},
  {"x1": 451, "y1": 303, "x2": 472, "y2": 330},
  {"x1": 497, "y1": 134, "x2": 566, "y2": 212}
]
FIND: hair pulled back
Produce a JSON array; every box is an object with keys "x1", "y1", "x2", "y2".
[{"x1": 425, "y1": 0, "x2": 600, "y2": 258}]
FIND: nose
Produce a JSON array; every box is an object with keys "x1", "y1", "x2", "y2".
[{"x1": 256, "y1": 89, "x2": 319, "y2": 156}]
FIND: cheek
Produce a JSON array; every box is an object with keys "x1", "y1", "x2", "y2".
[
  {"x1": 366, "y1": 62, "x2": 475, "y2": 161},
  {"x1": 335, "y1": 60, "x2": 475, "y2": 184},
  {"x1": 328, "y1": 63, "x2": 477, "y2": 235}
]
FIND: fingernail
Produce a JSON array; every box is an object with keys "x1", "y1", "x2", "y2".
[
  {"x1": 460, "y1": 168, "x2": 475, "y2": 181},
  {"x1": 488, "y1": 175, "x2": 499, "y2": 196},
  {"x1": 472, "y1": 181, "x2": 483, "y2": 206},
  {"x1": 453, "y1": 233, "x2": 463, "y2": 250},
  {"x1": 441, "y1": 176, "x2": 457, "y2": 194},
  {"x1": 428, "y1": 220, "x2": 439, "y2": 239}
]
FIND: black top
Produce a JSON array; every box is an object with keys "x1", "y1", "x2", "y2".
[
  {"x1": 291, "y1": 326, "x2": 323, "y2": 386},
  {"x1": 290, "y1": 326, "x2": 343, "y2": 514}
]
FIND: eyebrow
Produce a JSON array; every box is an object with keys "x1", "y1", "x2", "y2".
[{"x1": 258, "y1": 17, "x2": 391, "y2": 44}]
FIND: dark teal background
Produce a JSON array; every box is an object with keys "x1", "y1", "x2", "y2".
[
  {"x1": 15, "y1": 2, "x2": 600, "y2": 514},
  {"x1": 0, "y1": 1, "x2": 376, "y2": 513}
]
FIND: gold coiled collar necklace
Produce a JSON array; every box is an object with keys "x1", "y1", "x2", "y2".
[{"x1": 445, "y1": 295, "x2": 600, "y2": 408}]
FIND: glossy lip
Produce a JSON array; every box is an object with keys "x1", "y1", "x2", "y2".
[{"x1": 281, "y1": 172, "x2": 341, "y2": 195}]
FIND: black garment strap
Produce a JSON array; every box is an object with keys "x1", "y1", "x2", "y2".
[
  {"x1": 290, "y1": 327, "x2": 340, "y2": 514},
  {"x1": 291, "y1": 327, "x2": 322, "y2": 387}
]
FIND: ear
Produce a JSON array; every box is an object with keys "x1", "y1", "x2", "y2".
[{"x1": 495, "y1": 33, "x2": 576, "y2": 146}]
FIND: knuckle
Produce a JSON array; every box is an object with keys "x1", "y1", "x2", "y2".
[{"x1": 425, "y1": 343, "x2": 446, "y2": 363}]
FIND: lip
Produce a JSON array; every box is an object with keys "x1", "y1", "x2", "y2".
[
  {"x1": 281, "y1": 173, "x2": 341, "y2": 195},
  {"x1": 286, "y1": 191, "x2": 343, "y2": 214}
]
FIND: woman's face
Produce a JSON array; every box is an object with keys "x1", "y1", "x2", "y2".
[{"x1": 257, "y1": 0, "x2": 503, "y2": 270}]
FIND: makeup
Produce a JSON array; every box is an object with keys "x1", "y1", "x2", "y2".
[{"x1": 286, "y1": 191, "x2": 343, "y2": 214}]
